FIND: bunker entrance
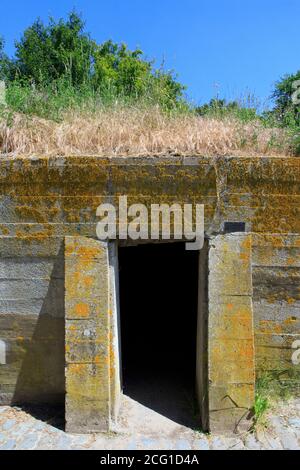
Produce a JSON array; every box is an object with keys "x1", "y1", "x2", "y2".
[{"x1": 118, "y1": 242, "x2": 200, "y2": 428}]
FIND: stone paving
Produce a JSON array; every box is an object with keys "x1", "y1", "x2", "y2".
[{"x1": 0, "y1": 397, "x2": 299, "y2": 450}]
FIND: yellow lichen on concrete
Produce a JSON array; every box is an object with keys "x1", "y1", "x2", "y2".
[
  {"x1": 65, "y1": 236, "x2": 111, "y2": 433},
  {"x1": 74, "y1": 303, "x2": 89, "y2": 318},
  {"x1": 208, "y1": 234, "x2": 255, "y2": 434}
]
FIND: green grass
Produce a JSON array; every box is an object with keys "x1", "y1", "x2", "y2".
[
  {"x1": 252, "y1": 375, "x2": 272, "y2": 427},
  {"x1": 254, "y1": 390, "x2": 270, "y2": 424},
  {"x1": 1, "y1": 79, "x2": 299, "y2": 157},
  {"x1": 3, "y1": 78, "x2": 191, "y2": 122},
  {"x1": 252, "y1": 370, "x2": 300, "y2": 428}
]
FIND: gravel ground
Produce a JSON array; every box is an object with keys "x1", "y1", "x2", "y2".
[{"x1": 0, "y1": 396, "x2": 299, "y2": 450}]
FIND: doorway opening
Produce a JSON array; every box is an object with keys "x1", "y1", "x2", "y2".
[{"x1": 118, "y1": 242, "x2": 199, "y2": 429}]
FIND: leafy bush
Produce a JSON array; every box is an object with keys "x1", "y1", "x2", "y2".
[
  {"x1": 271, "y1": 71, "x2": 300, "y2": 126},
  {"x1": 262, "y1": 72, "x2": 300, "y2": 154},
  {"x1": 0, "y1": 37, "x2": 11, "y2": 81},
  {"x1": 0, "y1": 10, "x2": 299, "y2": 155},
  {"x1": 195, "y1": 98, "x2": 259, "y2": 123},
  {"x1": 0, "y1": 11, "x2": 185, "y2": 117}
]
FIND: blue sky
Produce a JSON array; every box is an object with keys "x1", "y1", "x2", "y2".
[{"x1": 1, "y1": 0, "x2": 299, "y2": 107}]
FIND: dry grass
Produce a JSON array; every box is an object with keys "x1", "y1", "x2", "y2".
[{"x1": 0, "y1": 106, "x2": 292, "y2": 157}]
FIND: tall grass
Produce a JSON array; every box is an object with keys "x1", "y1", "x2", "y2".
[
  {"x1": 0, "y1": 81, "x2": 295, "y2": 157},
  {"x1": 4, "y1": 78, "x2": 190, "y2": 121}
]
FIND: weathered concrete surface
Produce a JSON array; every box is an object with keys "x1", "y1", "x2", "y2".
[
  {"x1": 65, "y1": 237, "x2": 111, "y2": 433},
  {"x1": 252, "y1": 234, "x2": 300, "y2": 394},
  {"x1": 208, "y1": 234, "x2": 255, "y2": 434},
  {"x1": 0, "y1": 243, "x2": 65, "y2": 405},
  {"x1": 108, "y1": 242, "x2": 122, "y2": 422},
  {"x1": 0, "y1": 155, "x2": 299, "y2": 237},
  {"x1": 213, "y1": 156, "x2": 300, "y2": 234},
  {"x1": 196, "y1": 241, "x2": 209, "y2": 431},
  {"x1": 0, "y1": 154, "x2": 299, "y2": 428}
]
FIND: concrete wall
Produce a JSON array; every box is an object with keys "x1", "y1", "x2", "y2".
[
  {"x1": 0, "y1": 239, "x2": 65, "y2": 405},
  {"x1": 252, "y1": 234, "x2": 300, "y2": 394},
  {"x1": 0, "y1": 155, "x2": 299, "y2": 414}
]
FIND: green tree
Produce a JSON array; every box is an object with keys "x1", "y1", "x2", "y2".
[
  {"x1": 14, "y1": 12, "x2": 96, "y2": 86},
  {"x1": 0, "y1": 37, "x2": 12, "y2": 81},
  {"x1": 196, "y1": 98, "x2": 257, "y2": 122},
  {"x1": 94, "y1": 41, "x2": 152, "y2": 96},
  {"x1": 271, "y1": 71, "x2": 300, "y2": 127},
  {"x1": 0, "y1": 12, "x2": 184, "y2": 107},
  {"x1": 93, "y1": 40, "x2": 184, "y2": 105}
]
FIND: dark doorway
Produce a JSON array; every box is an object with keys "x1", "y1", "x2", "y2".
[{"x1": 118, "y1": 242, "x2": 199, "y2": 428}]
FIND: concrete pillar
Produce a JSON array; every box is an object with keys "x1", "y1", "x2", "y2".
[
  {"x1": 65, "y1": 237, "x2": 111, "y2": 433},
  {"x1": 108, "y1": 242, "x2": 122, "y2": 422},
  {"x1": 208, "y1": 233, "x2": 255, "y2": 434},
  {"x1": 196, "y1": 241, "x2": 209, "y2": 432}
]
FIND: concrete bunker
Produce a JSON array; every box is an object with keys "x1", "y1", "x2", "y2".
[
  {"x1": 119, "y1": 242, "x2": 200, "y2": 428},
  {"x1": 64, "y1": 231, "x2": 255, "y2": 434},
  {"x1": 1, "y1": 155, "x2": 299, "y2": 436}
]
